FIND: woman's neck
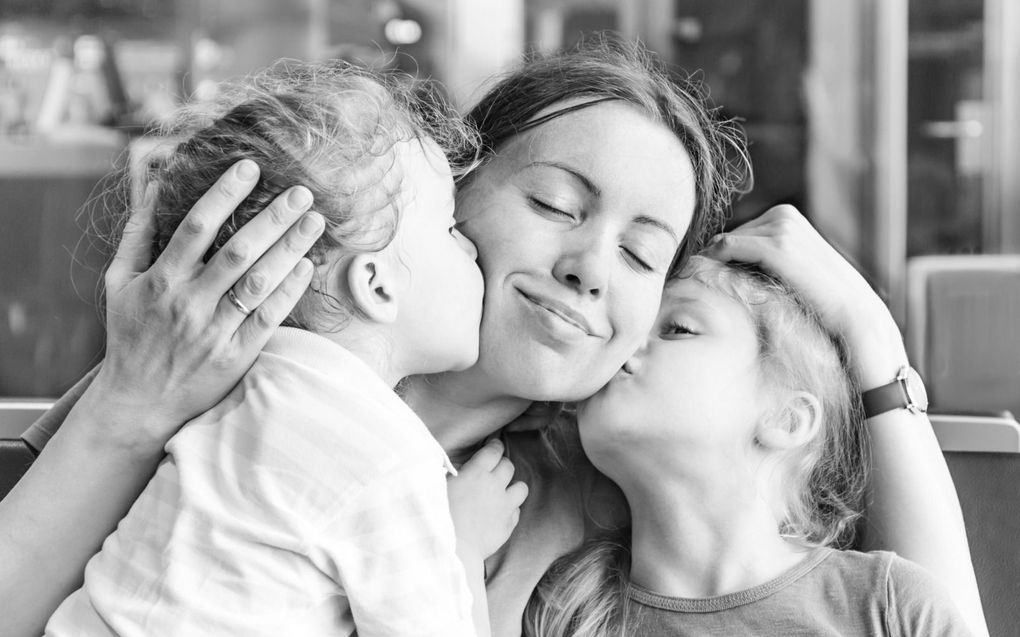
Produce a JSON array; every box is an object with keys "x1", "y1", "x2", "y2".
[
  {"x1": 620, "y1": 455, "x2": 807, "y2": 599},
  {"x1": 401, "y1": 370, "x2": 533, "y2": 464}
]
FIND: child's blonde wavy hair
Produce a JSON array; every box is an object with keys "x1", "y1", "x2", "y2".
[
  {"x1": 524, "y1": 256, "x2": 869, "y2": 637},
  {"x1": 114, "y1": 59, "x2": 477, "y2": 330}
]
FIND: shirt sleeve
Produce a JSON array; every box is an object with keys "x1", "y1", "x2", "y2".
[
  {"x1": 885, "y1": 554, "x2": 976, "y2": 637},
  {"x1": 308, "y1": 457, "x2": 477, "y2": 637},
  {"x1": 21, "y1": 364, "x2": 100, "y2": 452}
]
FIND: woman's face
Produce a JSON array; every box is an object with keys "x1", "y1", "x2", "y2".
[{"x1": 454, "y1": 100, "x2": 697, "y2": 401}]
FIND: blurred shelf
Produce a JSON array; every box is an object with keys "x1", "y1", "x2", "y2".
[{"x1": 0, "y1": 131, "x2": 125, "y2": 177}]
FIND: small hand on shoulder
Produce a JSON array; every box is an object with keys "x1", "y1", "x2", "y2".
[{"x1": 447, "y1": 438, "x2": 530, "y2": 562}]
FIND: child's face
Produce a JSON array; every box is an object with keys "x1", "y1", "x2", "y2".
[
  {"x1": 390, "y1": 138, "x2": 484, "y2": 374},
  {"x1": 576, "y1": 272, "x2": 767, "y2": 474}
]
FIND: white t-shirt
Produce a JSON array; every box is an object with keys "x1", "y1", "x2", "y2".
[{"x1": 45, "y1": 327, "x2": 473, "y2": 637}]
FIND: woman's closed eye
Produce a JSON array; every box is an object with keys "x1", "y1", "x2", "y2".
[
  {"x1": 529, "y1": 196, "x2": 577, "y2": 221},
  {"x1": 621, "y1": 246, "x2": 653, "y2": 273}
]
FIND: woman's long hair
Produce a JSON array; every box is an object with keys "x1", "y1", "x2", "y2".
[{"x1": 457, "y1": 33, "x2": 751, "y2": 275}]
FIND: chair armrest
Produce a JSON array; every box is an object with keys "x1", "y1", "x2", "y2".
[
  {"x1": 930, "y1": 413, "x2": 1020, "y2": 453},
  {"x1": 0, "y1": 438, "x2": 37, "y2": 502}
]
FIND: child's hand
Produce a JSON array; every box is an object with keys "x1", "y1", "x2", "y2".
[{"x1": 447, "y1": 438, "x2": 529, "y2": 561}]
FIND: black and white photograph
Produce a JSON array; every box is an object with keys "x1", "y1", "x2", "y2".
[{"x1": 0, "y1": 1, "x2": 1016, "y2": 636}]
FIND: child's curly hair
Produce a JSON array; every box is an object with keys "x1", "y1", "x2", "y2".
[{"x1": 132, "y1": 59, "x2": 478, "y2": 330}]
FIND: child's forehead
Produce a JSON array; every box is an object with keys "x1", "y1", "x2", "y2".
[{"x1": 661, "y1": 276, "x2": 726, "y2": 312}]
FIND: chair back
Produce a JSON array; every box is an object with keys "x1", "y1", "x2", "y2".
[
  {"x1": 945, "y1": 451, "x2": 1020, "y2": 637},
  {"x1": 907, "y1": 255, "x2": 1020, "y2": 416}
]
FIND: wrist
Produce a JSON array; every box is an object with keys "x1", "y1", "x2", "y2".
[
  {"x1": 73, "y1": 367, "x2": 181, "y2": 458},
  {"x1": 843, "y1": 307, "x2": 910, "y2": 390},
  {"x1": 455, "y1": 540, "x2": 486, "y2": 574}
]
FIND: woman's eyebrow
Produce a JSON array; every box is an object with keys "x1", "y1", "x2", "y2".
[
  {"x1": 531, "y1": 161, "x2": 601, "y2": 197},
  {"x1": 633, "y1": 214, "x2": 679, "y2": 244},
  {"x1": 529, "y1": 161, "x2": 678, "y2": 243}
]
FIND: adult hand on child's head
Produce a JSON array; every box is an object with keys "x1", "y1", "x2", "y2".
[
  {"x1": 703, "y1": 204, "x2": 908, "y2": 387},
  {"x1": 447, "y1": 438, "x2": 529, "y2": 561},
  {"x1": 91, "y1": 159, "x2": 324, "y2": 446}
]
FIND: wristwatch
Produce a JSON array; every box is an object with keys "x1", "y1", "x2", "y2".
[{"x1": 861, "y1": 365, "x2": 929, "y2": 418}]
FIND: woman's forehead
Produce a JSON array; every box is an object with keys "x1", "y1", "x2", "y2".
[{"x1": 500, "y1": 101, "x2": 696, "y2": 207}]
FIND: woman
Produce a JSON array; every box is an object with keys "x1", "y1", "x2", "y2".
[{"x1": 1, "y1": 38, "x2": 987, "y2": 637}]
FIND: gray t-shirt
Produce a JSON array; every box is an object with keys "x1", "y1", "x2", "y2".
[{"x1": 626, "y1": 548, "x2": 972, "y2": 636}]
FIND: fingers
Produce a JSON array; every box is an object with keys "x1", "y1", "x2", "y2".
[
  {"x1": 703, "y1": 233, "x2": 773, "y2": 265},
  {"x1": 158, "y1": 160, "x2": 261, "y2": 274},
  {"x1": 232, "y1": 257, "x2": 315, "y2": 348},
  {"x1": 506, "y1": 480, "x2": 529, "y2": 507},
  {"x1": 204, "y1": 186, "x2": 316, "y2": 299},
  {"x1": 107, "y1": 183, "x2": 157, "y2": 293},
  {"x1": 214, "y1": 207, "x2": 324, "y2": 329},
  {"x1": 463, "y1": 438, "x2": 506, "y2": 473},
  {"x1": 703, "y1": 205, "x2": 811, "y2": 265},
  {"x1": 725, "y1": 203, "x2": 803, "y2": 233}
]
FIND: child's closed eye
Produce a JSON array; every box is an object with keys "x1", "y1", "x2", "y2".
[{"x1": 662, "y1": 320, "x2": 698, "y2": 337}]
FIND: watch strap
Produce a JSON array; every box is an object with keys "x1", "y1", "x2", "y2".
[{"x1": 861, "y1": 380, "x2": 908, "y2": 418}]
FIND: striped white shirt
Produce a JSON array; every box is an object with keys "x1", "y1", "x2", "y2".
[{"x1": 45, "y1": 327, "x2": 474, "y2": 637}]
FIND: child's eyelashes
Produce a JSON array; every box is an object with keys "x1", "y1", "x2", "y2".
[{"x1": 661, "y1": 320, "x2": 698, "y2": 337}]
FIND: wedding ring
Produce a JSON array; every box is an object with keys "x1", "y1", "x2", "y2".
[{"x1": 226, "y1": 288, "x2": 254, "y2": 316}]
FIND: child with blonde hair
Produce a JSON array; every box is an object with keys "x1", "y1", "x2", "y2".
[
  {"x1": 524, "y1": 255, "x2": 972, "y2": 636},
  {"x1": 45, "y1": 60, "x2": 524, "y2": 637}
]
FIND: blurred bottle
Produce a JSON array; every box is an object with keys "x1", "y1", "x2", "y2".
[{"x1": 0, "y1": 62, "x2": 28, "y2": 137}]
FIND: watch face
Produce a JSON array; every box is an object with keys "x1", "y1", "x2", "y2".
[{"x1": 903, "y1": 367, "x2": 929, "y2": 412}]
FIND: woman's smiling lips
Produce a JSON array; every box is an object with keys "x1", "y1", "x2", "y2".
[{"x1": 515, "y1": 288, "x2": 602, "y2": 338}]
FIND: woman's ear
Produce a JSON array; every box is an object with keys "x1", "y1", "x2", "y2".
[
  {"x1": 346, "y1": 252, "x2": 400, "y2": 324},
  {"x1": 755, "y1": 391, "x2": 822, "y2": 450}
]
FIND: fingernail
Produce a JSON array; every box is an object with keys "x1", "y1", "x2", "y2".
[
  {"x1": 288, "y1": 187, "x2": 312, "y2": 209},
  {"x1": 236, "y1": 160, "x2": 258, "y2": 181},
  {"x1": 299, "y1": 211, "x2": 322, "y2": 236}
]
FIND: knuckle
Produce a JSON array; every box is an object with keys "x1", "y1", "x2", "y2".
[
  {"x1": 269, "y1": 202, "x2": 291, "y2": 226},
  {"x1": 242, "y1": 271, "x2": 268, "y2": 297},
  {"x1": 250, "y1": 304, "x2": 275, "y2": 331},
  {"x1": 145, "y1": 267, "x2": 172, "y2": 297},
  {"x1": 167, "y1": 296, "x2": 198, "y2": 330},
  {"x1": 224, "y1": 240, "x2": 250, "y2": 266},
  {"x1": 774, "y1": 204, "x2": 801, "y2": 219},
  {"x1": 181, "y1": 214, "x2": 208, "y2": 236},
  {"x1": 217, "y1": 179, "x2": 240, "y2": 200}
]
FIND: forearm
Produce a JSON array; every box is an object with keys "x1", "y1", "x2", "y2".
[
  {"x1": 851, "y1": 312, "x2": 988, "y2": 637},
  {"x1": 0, "y1": 386, "x2": 169, "y2": 636}
]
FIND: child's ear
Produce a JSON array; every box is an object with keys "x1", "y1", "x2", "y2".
[
  {"x1": 346, "y1": 252, "x2": 400, "y2": 324},
  {"x1": 755, "y1": 391, "x2": 822, "y2": 450}
]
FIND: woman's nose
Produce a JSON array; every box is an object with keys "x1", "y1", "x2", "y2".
[{"x1": 552, "y1": 234, "x2": 612, "y2": 297}]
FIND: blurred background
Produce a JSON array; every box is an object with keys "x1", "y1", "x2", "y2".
[
  {"x1": 0, "y1": 2, "x2": 1018, "y2": 633},
  {"x1": 0, "y1": 0, "x2": 1017, "y2": 407}
]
